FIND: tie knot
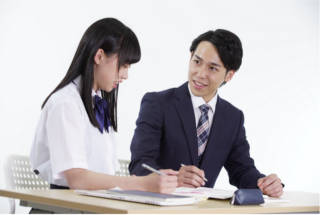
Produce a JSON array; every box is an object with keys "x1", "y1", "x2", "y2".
[
  {"x1": 94, "y1": 95, "x2": 107, "y2": 109},
  {"x1": 199, "y1": 104, "x2": 210, "y2": 114}
]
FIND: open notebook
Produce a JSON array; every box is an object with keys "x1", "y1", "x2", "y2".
[
  {"x1": 75, "y1": 189, "x2": 198, "y2": 206},
  {"x1": 173, "y1": 187, "x2": 234, "y2": 199}
]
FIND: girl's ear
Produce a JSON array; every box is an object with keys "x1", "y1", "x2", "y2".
[{"x1": 94, "y1": 48, "x2": 104, "y2": 65}]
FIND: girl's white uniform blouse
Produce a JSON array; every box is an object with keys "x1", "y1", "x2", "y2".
[{"x1": 30, "y1": 76, "x2": 118, "y2": 187}]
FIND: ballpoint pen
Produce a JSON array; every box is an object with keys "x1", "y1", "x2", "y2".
[{"x1": 142, "y1": 163, "x2": 166, "y2": 176}]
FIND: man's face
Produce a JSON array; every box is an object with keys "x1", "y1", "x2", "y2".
[{"x1": 188, "y1": 41, "x2": 234, "y2": 102}]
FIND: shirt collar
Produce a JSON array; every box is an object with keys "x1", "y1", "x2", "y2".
[
  {"x1": 92, "y1": 89, "x2": 102, "y2": 98},
  {"x1": 187, "y1": 82, "x2": 218, "y2": 111}
]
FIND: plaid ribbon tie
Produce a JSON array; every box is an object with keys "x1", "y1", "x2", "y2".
[{"x1": 197, "y1": 104, "x2": 211, "y2": 156}]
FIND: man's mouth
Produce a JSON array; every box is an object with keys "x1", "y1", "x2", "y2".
[{"x1": 193, "y1": 80, "x2": 208, "y2": 89}]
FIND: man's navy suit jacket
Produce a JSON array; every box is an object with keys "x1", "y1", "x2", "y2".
[{"x1": 129, "y1": 82, "x2": 264, "y2": 188}]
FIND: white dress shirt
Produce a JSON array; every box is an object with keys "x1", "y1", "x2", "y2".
[
  {"x1": 188, "y1": 83, "x2": 218, "y2": 131},
  {"x1": 30, "y1": 76, "x2": 118, "y2": 186}
]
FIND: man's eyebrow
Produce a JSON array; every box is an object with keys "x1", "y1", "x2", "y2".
[{"x1": 194, "y1": 54, "x2": 202, "y2": 60}]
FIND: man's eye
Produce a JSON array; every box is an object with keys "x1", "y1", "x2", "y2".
[
  {"x1": 193, "y1": 59, "x2": 200, "y2": 64},
  {"x1": 210, "y1": 67, "x2": 217, "y2": 71}
]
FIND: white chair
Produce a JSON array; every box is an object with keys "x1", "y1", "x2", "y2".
[
  {"x1": 3, "y1": 156, "x2": 130, "y2": 213},
  {"x1": 115, "y1": 159, "x2": 130, "y2": 176},
  {"x1": 4, "y1": 154, "x2": 49, "y2": 213}
]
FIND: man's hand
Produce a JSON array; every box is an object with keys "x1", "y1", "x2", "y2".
[
  {"x1": 257, "y1": 174, "x2": 283, "y2": 197},
  {"x1": 178, "y1": 165, "x2": 206, "y2": 188}
]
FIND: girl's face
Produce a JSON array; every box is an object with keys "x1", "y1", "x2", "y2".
[{"x1": 93, "y1": 49, "x2": 130, "y2": 92}]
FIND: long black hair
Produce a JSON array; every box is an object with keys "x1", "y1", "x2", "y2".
[{"x1": 42, "y1": 18, "x2": 141, "y2": 132}]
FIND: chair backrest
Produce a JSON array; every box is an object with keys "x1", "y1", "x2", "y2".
[
  {"x1": 115, "y1": 159, "x2": 130, "y2": 176},
  {"x1": 4, "y1": 154, "x2": 49, "y2": 190}
]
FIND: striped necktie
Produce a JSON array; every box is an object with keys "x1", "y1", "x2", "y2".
[{"x1": 197, "y1": 104, "x2": 211, "y2": 156}]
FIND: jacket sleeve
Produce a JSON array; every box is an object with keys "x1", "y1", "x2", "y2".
[
  {"x1": 129, "y1": 92, "x2": 164, "y2": 176},
  {"x1": 224, "y1": 111, "x2": 265, "y2": 188}
]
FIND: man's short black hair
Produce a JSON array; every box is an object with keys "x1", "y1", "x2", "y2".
[{"x1": 190, "y1": 29, "x2": 243, "y2": 71}]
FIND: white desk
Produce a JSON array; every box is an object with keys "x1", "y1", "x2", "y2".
[{"x1": 0, "y1": 188, "x2": 319, "y2": 213}]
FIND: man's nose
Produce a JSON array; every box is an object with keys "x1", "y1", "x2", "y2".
[{"x1": 196, "y1": 66, "x2": 207, "y2": 78}]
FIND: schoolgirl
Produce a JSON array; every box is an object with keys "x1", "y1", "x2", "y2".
[{"x1": 30, "y1": 18, "x2": 177, "y2": 193}]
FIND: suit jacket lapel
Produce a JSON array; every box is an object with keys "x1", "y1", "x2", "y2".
[{"x1": 174, "y1": 82, "x2": 198, "y2": 165}]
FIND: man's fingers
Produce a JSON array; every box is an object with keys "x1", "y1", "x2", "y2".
[
  {"x1": 182, "y1": 165, "x2": 205, "y2": 179},
  {"x1": 179, "y1": 182, "x2": 196, "y2": 188},
  {"x1": 183, "y1": 171, "x2": 205, "y2": 186},
  {"x1": 265, "y1": 185, "x2": 281, "y2": 196},
  {"x1": 178, "y1": 166, "x2": 205, "y2": 187},
  {"x1": 258, "y1": 174, "x2": 283, "y2": 198},
  {"x1": 263, "y1": 180, "x2": 280, "y2": 193},
  {"x1": 257, "y1": 177, "x2": 265, "y2": 186},
  {"x1": 268, "y1": 188, "x2": 283, "y2": 197},
  {"x1": 261, "y1": 178, "x2": 283, "y2": 197},
  {"x1": 260, "y1": 174, "x2": 278, "y2": 189},
  {"x1": 182, "y1": 177, "x2": 202, "y2": 187},
  {"x1": 178, "y1": 171, "x2": 204, "y2": 187}
]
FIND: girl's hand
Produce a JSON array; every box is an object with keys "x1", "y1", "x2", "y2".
[{"x1": 142, "y1": 169, "x2": 178, "y2": 193}]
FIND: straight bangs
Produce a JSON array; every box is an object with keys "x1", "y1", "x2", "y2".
[{"x1": 118, "y1": 29, "x2": 141, "y2": 67}]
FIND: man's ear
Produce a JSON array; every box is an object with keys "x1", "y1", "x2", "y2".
[
  {"x1": 94, "y1": 48, "x2": 104, "y2": 65},
  {"x1": 224, "y1": 70, "x2": 235, "y2": 83}
]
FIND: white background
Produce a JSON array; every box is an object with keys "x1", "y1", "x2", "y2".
[{"x1": 0, "y1": 0, "x2": 319, "y2": 212}]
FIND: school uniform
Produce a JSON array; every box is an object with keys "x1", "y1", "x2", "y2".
[{"x1": 30, "y1": 75, "x2": 118, "y2": 188}]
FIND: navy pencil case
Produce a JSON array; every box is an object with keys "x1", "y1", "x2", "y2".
[{"x1": 231, "y1": 189, "x2": 264, "y2": 205}]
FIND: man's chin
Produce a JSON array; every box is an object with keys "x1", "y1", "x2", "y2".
[{"x1": 190, "y1": 88, "x2": 204, "y2": 98}]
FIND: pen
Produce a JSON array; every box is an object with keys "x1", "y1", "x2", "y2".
[
  {"x1": 181, "y1": 163, "x2": 208, "y2": 182},
  {"x1": 142, "y1": 163, "x2": 166, "y2": 176}
]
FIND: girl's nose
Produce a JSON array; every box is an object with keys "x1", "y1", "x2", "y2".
[
  {"x1": 118, "y1": 68, "x2": 128, "y2": 83},
  {"x1": 122, "y1": 69, "x2": 128, "y2": 80}
]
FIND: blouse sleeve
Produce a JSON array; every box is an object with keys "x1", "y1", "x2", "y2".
[{"x1": 46, "y1": 100, "x2": 88, "y2": 180}]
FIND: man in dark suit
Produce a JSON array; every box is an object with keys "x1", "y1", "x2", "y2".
[{"x1": 129, "y1": 29, "x2": 283, "y2": 197}]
